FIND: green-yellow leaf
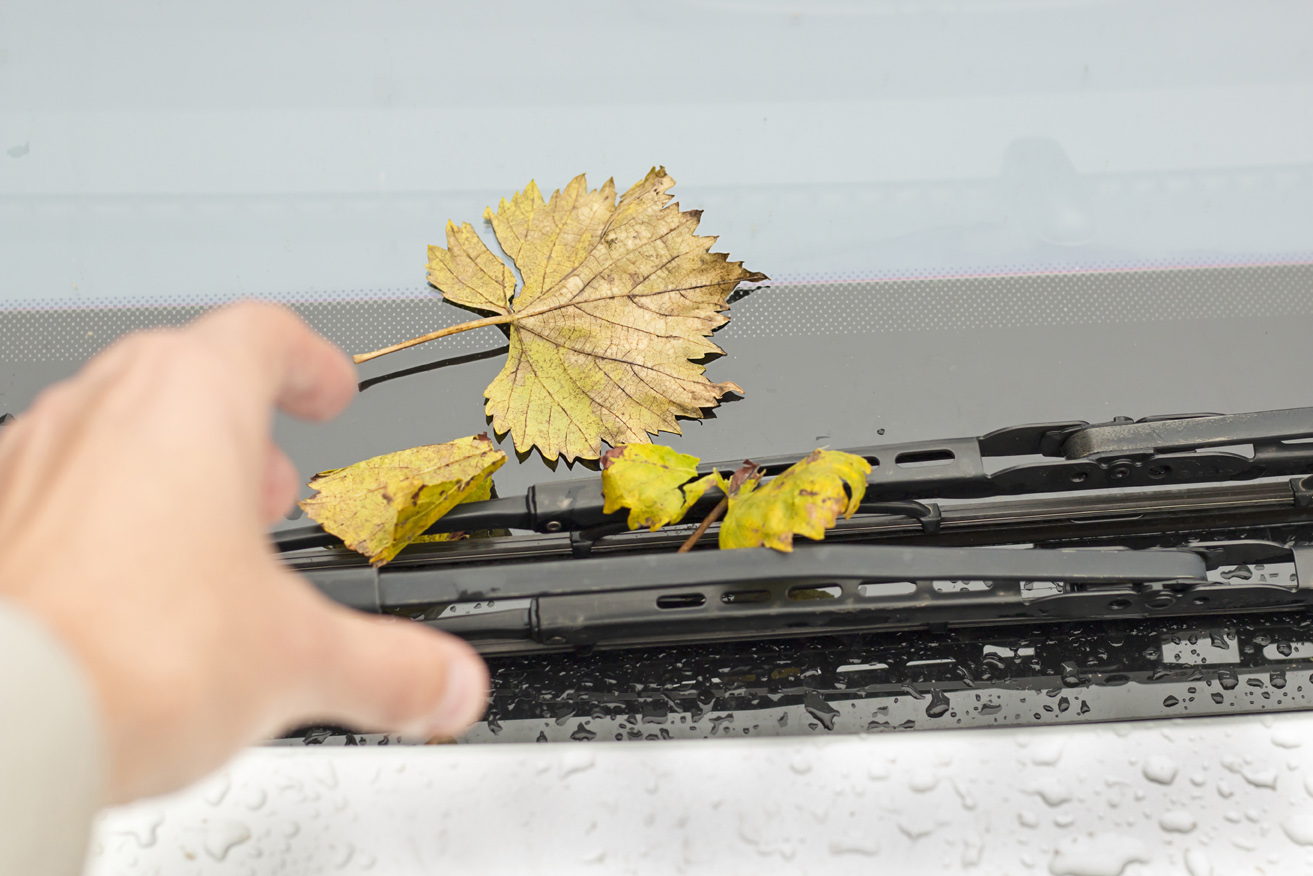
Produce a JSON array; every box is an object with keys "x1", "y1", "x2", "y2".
[
  {"x1": 601, "y1": 443, "x2": 725, "y2": 531},
  {"x1": 299, "y1": 435, "x2": 506, "y2": 566},
  {"x1": 719, "y1": 450, "x2": 872, "y2": 552}
]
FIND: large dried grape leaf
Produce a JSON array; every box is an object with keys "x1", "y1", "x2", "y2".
[
  {"x1": 299, "y1": 435, "x2": 506, "y2": 566},
  {"x1": 719, "y1": 450, "x2": 872, "y2": 552},
  {"x1": 600, "y1": 443, "x2": 725, "y2": 532},
  {"x1": 427, "y1": 167, "x2": 766, "y2": 462}
]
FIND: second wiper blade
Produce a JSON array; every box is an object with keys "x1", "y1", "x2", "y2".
[
  {"x1": 302, "y1": 541, "x2": 1313, "y2": 655},
  {"x1": 274, "y1": 405, "x2": 1313, "y2": 553}
]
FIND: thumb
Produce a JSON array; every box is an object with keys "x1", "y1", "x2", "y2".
[{"x1": 289, "y1": 590, "x2": 490, "y2": 739}]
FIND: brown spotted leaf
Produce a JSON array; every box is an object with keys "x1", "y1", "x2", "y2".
[{"x1": 299, "y1": 435, "x2": 506, "y2": 566}]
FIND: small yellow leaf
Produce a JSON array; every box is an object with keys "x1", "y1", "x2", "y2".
[
  {"x1": 601, "y1": 444, "x2": 725, "y2": 531},
  {"x1": 719, "y1": 450, "x2": 872, "y2": 552},
  {"x1": 299, "y1": 435, "x2": 506, "y2": 566}
]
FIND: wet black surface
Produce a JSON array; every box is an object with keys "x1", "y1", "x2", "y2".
[
  {"x1": 281, "y1": 611, "x2": 1313, "y2": 745},
  {"x1": 473, "y1": 611, "x2": 1313, "y2": 735}
]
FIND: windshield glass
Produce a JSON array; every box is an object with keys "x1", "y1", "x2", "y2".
[{"x1": 5, "y1": 3, "x2": 1313, "y2": 496}]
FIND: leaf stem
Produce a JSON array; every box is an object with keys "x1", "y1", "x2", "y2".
[
  {"x1": 353, "y1": 313, "x2": 517, "y2": 364},
  {"x1": 677, "y1": 496, "x2": 728, "y2": 553}
]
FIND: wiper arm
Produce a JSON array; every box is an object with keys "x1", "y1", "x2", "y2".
[{"x1": 274, "y1": 406, "x2": 1313, "y2": 551}]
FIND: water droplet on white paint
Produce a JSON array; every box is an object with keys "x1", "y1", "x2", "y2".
[
  {"x1": 1142, "y1": 755, "x2": 1179, "y2": 785},
  {"x1": 827, "y1": 838, "x2": 881, "y2": 857},
  {"x1": 1030, "y1": 741, "x2": 1065, "y2": 766},
  {"x1": 960, "y1": 832, "x2": 984, "y2": 868},
  {"x1": 203, "y1": 821, "x2": 251, "y2": 862},
  {"x1": 1158, "y1": 809, "x2": 1197, "y2": 834},
  {"x1": 907, "y1": 768, "x2": 938, "y2": 793},
  {"x1": 113, "y1": 811, "x2": 164, "y2": 848},
  {"x1": 241, "y1": 786, "x2": 267, "y2": 812},
  {"x1": 1048, "y1": 834, "x2": 1150, "y2": 876},
  {"x1": 1281, "y1": 811, "x2": 1313, "y2": 846},
  {"x1": 1184, "y1": 847, "x2": 1213, "y2": 876},
  {"x1": 1271, "y1": 724, "x2": 1303, "y2": 749},
  {"x1": 203, "y1": 772, "x2": 232, "y2": 807},
  {"x1": 1029, "y1": 776, "x2": 1073, "y2": 807},
  {"x1": 897, "y1": 816, "x2": 938, "y2": 840},
  {"x1": 559, "y1": 751, "x2": 596, "y2": 780},
  {"x1": 1240, "y1": 766, "x2": 1278, "y2": 789}
]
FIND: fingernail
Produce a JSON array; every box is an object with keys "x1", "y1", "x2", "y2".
[{"x1": 425, "y1": 654, "x2": 486, "y2": 737}]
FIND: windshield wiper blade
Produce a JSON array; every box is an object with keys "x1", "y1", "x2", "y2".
[
  {"x1": 273, "y1": 405, "x2": 1313, "y2": 552},
  {"x1": 280, "y1": 477, "x2": 1313, "y2": 570},
  {"x1": 301, "y1": 540, "x2": 1313, "y2": 655}
]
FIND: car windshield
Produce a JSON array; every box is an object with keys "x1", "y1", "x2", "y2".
[{"x1": 5, "y1": 2, "x2": 1313, "y2": 744}]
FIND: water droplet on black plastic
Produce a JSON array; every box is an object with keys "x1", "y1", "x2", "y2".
[
  {"x1": 804, "y1": 690, "x2": 840, "y2": 731},
  {"x1": 1060, "y1": 661, "x2": 1085, "y2": 687},
  {"x1": 486, "y1": 717, "x2": 503, "y2": 736},
  {"x1": 303, "y1": 728, "x2": 330, "y2": 746},
  {"x1": 570, "y1": 722, "x2": 597, "y2": 742}
]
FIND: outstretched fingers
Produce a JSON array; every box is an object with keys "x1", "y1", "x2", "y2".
[
  {"x1": 189, "y1": 301, "x2": 358, "y2": 423},
  {"x1": 275, "y1": 580, "x2": 490, "y2": 739}
]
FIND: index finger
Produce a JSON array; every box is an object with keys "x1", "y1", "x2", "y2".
[{"x1": 189, "y1": 301, "x2": 358, "y2": 422}]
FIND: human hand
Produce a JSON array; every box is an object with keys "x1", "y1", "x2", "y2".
[{"x1": 0, "y1": 302, "x2": 489, "y2": 804}]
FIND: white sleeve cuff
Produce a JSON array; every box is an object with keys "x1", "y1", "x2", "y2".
[{"x1": 0, "y1": 600, "x2": 107, "y2": 876}]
